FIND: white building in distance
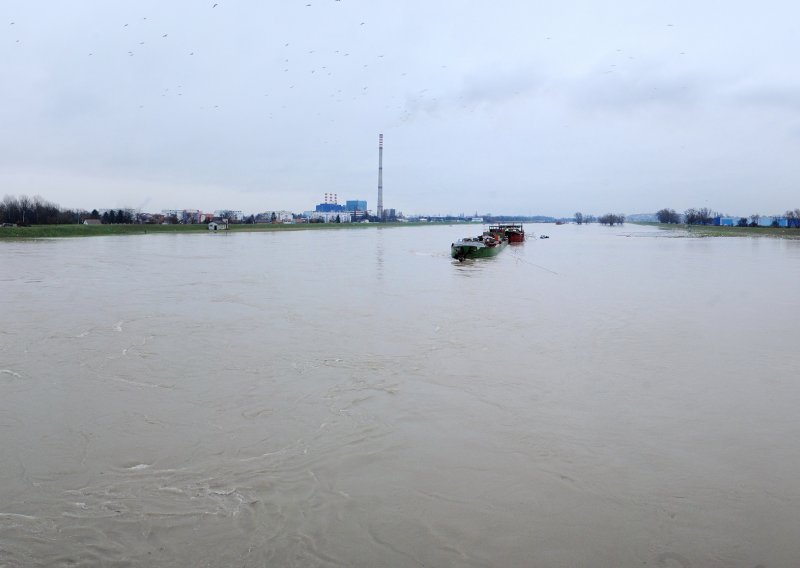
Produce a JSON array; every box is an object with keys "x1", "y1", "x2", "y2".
[
  {"x1": 258, "y1": 210, "x2": 294, "y2": 223},
  {"x1": 304, "y1": 211, "x2": 352, "y2": 223}
]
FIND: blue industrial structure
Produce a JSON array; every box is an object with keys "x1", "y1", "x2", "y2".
[
  {"x1": 346, "y1": 200, "x2": 367, "y2": 212},
  {"x1": 315, "y1": 202, "x2": 346, "y2": 213},
  {"x1": 315, "y1": 193, "x2": 346, "y2": 213},
  {"x1": 714, "y1": 215, "x2": 790, "y2": 227}
]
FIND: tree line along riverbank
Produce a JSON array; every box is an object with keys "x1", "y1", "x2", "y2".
[
  {"x1": 0, "y1": 221, "x2": 434, "y2": 239},
  {"x1": 4, "y1": 220, "x2": 800, "y2": 240}
]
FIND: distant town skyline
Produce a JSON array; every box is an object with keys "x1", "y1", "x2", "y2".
[
  {"x1": 2, "y1": 0, "x2": 799, "y2": 216},
  {"x1": 7, "y1": 192, "x2": 797, "y2": 225}
]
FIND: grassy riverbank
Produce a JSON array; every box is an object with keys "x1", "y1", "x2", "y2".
[
  {"x1": 0, "y1": 222, "x2": 433, "y2": 239},
  {"x1": 7, "y1": 221, "x2": 798, "y2": 240},
  {"x1": 640, "y1": 222, "x2": 800, "y2": 239}
]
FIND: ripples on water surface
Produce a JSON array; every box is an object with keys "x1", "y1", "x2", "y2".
[{"x1": 1, "y1": 224, "x2": 799, "y2": 567}]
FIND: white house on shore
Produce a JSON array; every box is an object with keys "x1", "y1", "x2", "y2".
[{"x1": 208, "y1": 220, "x2": 229, "y2": 231}]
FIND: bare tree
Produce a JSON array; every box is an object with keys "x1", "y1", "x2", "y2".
[
  {"x1": 682, "y1": 208, "x2": 716, "y2": 225},
  {"x1": 18, "y1": 195, "x2": 32, "y2": 224},
  {"x1": 696, "y1": 207, "x2": 715, "y2": 225},
  {"x1": 598, "y1": 213, "x2": 625, "y2": 226},
  {"x1": 218, "y1": 210, "x2": 238, "y2": 223},
  {"x1": 656, "y1": 208, "x2": 680, "y2": 223}
]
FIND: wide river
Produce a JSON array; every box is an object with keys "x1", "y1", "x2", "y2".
[{"x1": 1, "y1": 223, "x2": 799, "y2": 567}]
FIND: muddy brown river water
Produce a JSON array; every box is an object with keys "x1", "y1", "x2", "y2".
[{"x1": 1, "y1": 223, "x2": 799, "y2": 567}]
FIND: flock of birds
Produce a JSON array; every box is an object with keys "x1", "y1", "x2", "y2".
[
  {"x1": 6, "y1": 3, "x2": 688, "y2": 125},
  {"x1": 6, "y1": 1, "x2": 416, "y2": 122}
]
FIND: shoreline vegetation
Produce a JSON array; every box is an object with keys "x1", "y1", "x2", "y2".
[
  {"x1": 0, "y1": 221, "x2": 437, "y2": 239},
  {"x1": 3, "y1": 220, "x2": 800, "y2": 240}
]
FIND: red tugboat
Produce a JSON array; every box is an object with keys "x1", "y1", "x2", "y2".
[{"x1": 487, "y1": 223, "x2": 525, "y2": 243}]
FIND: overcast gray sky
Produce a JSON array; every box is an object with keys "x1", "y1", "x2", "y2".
[{"x1": 2, "y1": 0, "x2": 798, "y2": 217}]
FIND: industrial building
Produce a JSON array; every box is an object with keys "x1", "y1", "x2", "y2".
[{"x1": 346, "y1": 200, "x2": 367, "y2": 212}]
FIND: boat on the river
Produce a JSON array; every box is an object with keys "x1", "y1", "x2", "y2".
[
  {"x1": 488, "y1": 223, "x2": 525, "y2": 243},
  {"x1": 451, "y1": 234, "x2": 508, "y2": 261}
]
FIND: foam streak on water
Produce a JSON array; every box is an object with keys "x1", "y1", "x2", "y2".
[{"x1": 1, "y1": 225, "x2": 799, "y2": 567}]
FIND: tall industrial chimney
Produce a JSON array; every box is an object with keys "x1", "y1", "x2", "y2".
[{"x1": 377, "y1": 134, "x2": 383, "y2": 220}]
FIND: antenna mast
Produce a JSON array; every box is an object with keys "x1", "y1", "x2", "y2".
[{"x1": 377, "y1": 134, "x2": 384, "y2": 220}]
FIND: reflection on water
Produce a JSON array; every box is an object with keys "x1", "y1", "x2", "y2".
[
  {"x1": 1, "y1": 224, "x2": 799, "y2": 567},
  {"x1": 375, "y1": 227, "x2": 384, "y2": 281}
]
